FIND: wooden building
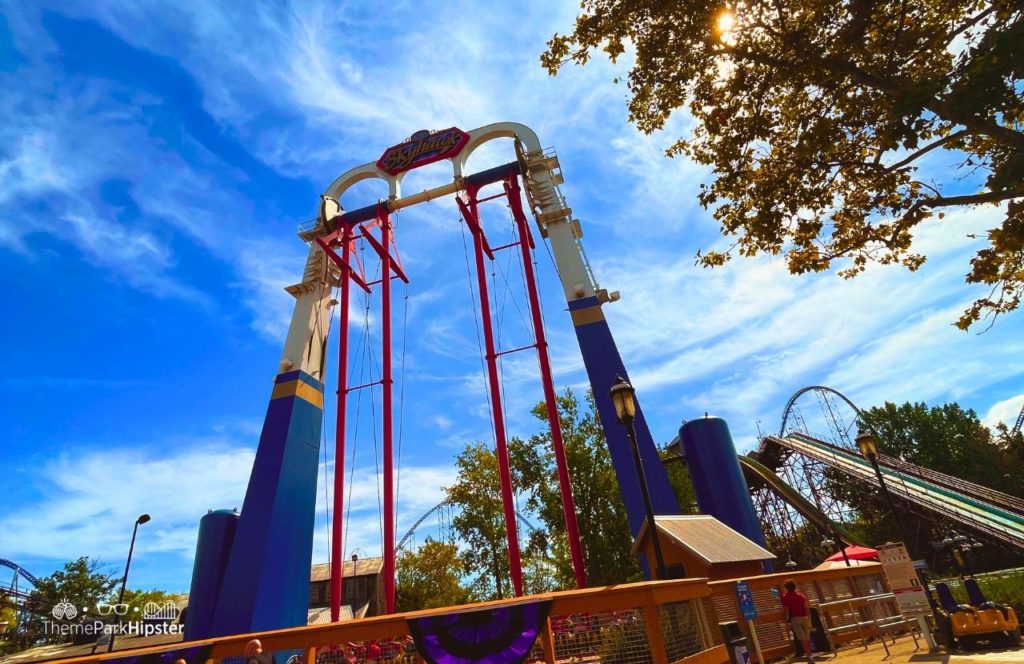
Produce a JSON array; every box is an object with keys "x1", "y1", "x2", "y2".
[
  {"x1": 633, "y1": 515, "x2": 776, "y2": 581},
  {"x1": 309, "y1": 556, "x2": 384, "y2": 617}
]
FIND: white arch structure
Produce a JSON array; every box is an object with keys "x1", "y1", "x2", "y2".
[{"x1": 275, "y1": 122, "x2": 680, "y2": 621}]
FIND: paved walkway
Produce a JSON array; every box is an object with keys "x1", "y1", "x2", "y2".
[{"x1": 799, "y1": 634, "x2": 1024, "y2": 664}]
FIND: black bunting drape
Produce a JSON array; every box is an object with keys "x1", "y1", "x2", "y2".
[{"x1": 407, "y1": 600, "x2": 552, "y2": 664}]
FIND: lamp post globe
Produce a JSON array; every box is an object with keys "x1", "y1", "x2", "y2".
[
  {"x1": 821, "y1": 537, "x2": 835, "y2": 551},
  {"x1": 609, "y1": 375, "x2": 637, "y2": 424},
  {"x1": 855, "y1": 430, "x2": 878, "y2": 459}
]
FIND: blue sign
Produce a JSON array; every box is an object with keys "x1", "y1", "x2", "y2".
[{"x1": 736, "y1": 581, "x2": 757, "y2": 620}]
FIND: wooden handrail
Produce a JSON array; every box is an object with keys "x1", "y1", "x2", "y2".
[{"x1": 57, "y1": 578, "x2": 713, "y2": 664}]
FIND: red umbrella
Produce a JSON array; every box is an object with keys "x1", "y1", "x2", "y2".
[{"x1": 825, "y1": 545, "x2": 878, "y2": 562}]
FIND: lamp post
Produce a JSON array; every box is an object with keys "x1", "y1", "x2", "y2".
[
  {"x1": 855, "y1": 429, "x2": 913, "y2": 555},
  {"x1": 609, "y1": 376, "x2": 667, "y2": 580},
  {"x1": 821, "y1": 536, "x2": 852, "y2": 567},
  {"x1": 109, "y1": 514, "x2": 150, "y2": 653}
]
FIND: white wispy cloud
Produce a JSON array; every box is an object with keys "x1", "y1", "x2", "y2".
[{"x1": 982, "y1": 393, "x2": 1024, "y2": 431}]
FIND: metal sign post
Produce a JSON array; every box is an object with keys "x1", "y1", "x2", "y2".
[{"x1": 736, "y1": 581, "x2": 764, "y2": 664}]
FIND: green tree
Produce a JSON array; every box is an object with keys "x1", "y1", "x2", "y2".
[
  {"x1": 22, "y1": 557, "x2": 118, "y2": 645},
  {"x1": 861, "y1": 401, "x2": 1020, "y2": 495},
  {"x1": 0, "y1": 592, "x2": 17, "y2": 634},
  {"x1": 516, "y1": 390, "x2": 645, "y2": 588},
  {"x1": 395, "y1": 538, "x2": 471, "y2": 612},
  {"x1": 445, "y1": 439, "x2": 538, "y2": 599},
  {"x1": 544, "y1": 1, "x2": 1024, "y2": 329}
]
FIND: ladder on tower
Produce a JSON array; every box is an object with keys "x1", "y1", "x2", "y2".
[{"x1": 1012, "y1": 401, "x2": 1024, "y2": 436}]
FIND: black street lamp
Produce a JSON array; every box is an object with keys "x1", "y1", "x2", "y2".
[
  {"x1": 609, "y1": 376, "x2": 667, "y2": 580},
  {"x1": 855, "y1": 429, "x2": 914, "y2": 556},
  {"x1": 821, "y1": 536, "x2": 852, "y2": 567},
  {"x1": 109, "y1": 514, "x2": 150, "y2": 653}
]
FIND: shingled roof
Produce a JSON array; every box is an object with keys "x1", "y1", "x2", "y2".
[{"x1": 633, "y1": 515, "x2": 776, "y2": 565}]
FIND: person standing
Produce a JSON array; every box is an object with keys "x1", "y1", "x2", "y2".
[{"x1": 781, "y1": 579, "x2": 815, "y2": 663}]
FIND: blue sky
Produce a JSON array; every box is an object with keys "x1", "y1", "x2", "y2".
[{"x1": 1, "y1": 2, "x2": 1022, "y2": 594}]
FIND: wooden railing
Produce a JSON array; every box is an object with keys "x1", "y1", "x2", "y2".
[
  {"x1": 58, "y1": 578, "x2": 725, "y2": 664},
  {"x1": 52, "y1": 564, "x2": 910, "y2": 664},
  {"x1": 707, "y1": 562, "x2": 895, "y2": 661}
]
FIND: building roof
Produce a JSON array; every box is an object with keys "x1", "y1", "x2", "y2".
[
  {"x1": 310, "y1": 556, "x2": 384, "y2": 582},
  {"x1": 307, "y1": 605, "x2": 354, "y2": 625},
  {"x1": 633, "y1": 515, "x2": 777, "y2": 565}
]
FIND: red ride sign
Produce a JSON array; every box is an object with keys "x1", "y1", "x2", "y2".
[{"x1": 376, "y1": 128, "x2": 470, "y2": 176}]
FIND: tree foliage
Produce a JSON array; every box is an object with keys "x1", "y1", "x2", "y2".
[
  {"x1": 0, "y1": 593, "x2": 17, "y2": 633},
  {"x1": 516, "y1": 389, "x2": 644, "y2": 587},
  {"x1": 395, "y1": 538, "x2": 471, "y2": 612},
  {"x1": 21, "y1": 557, "x2": 118, "y2": 645},
  {"x1": 445, "y1": 389, "x2": 672, "y2": 596},
  {"x1": 544, "y1": 1, "x2": 1024, "y2": 328},
  {"x1": 445, "y1": 438, "x2": 538, "y2": 599}
]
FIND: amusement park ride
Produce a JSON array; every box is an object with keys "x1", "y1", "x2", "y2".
[
  {"x1": 180, "y1": 121, "x2": 769, "y2": 640},
  {"x1": 4, "y1": 123, "x2": 1023, "y2": 661},
  {"x1": 169, "y1": 122, "x2": 1024, "y2": 644}
]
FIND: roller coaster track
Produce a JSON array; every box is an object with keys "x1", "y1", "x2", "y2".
[
  {"x1": 759, "y1": 433, "x2": 1024, "y2": 552},
  {"x1": 737, "y1": 454, "x2": 864, "y2": 547}
]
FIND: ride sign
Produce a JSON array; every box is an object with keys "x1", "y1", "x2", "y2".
[
  {"x1": 376, "y1": 127, "x2": 470, "y2": 176},
  {"x1": 736, "y1": 581, "x2": 757, "y2": 620},
  {"x1": 877, "y1": 542, "x2": 931, "y2": 617}
]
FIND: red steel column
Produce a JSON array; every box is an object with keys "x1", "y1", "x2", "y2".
[
  {"x1": 379, "y1": 206, "x2": 396, "y2": 614},
  {"x1": 463, "y1": 190, "x2": 525, "y2": 596},
  {"x1": 330, "y1": 224, "x2": 352, "y2": 621},
  {"x1": 505, "y1": 176, "x2": 587, "y2": 588}
]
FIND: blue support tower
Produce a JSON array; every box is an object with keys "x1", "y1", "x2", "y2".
[
  {"x1": 209, "y1": 370, "x2": 324, "y2": 636},
  {"x1": 184, "y1": 509, "x2": 239, "y2": 641},
  {"x1": 569, "y1": 296, "x2": 681, "y2": 537},
  {"x1": 679, "y1": 416, "x2": 768, "y2": 549}
]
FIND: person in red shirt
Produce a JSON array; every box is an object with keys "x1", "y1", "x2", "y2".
[{"x1": 781, "y1": 579, "x2": 815, "y2": 663}]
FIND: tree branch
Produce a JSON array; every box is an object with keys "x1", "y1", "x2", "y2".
[
  {"x1": 720, "y1": 44, "x2": 1024, "y2": 153},
  {"x1": 885, "y1": 130, "x2": 970, "y2": 172},
  {"x1": 922, "y1": 188, "x2": 1024, "y2": 208}
]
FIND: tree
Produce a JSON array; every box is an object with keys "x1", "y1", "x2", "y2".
[
  {"x1": 544, "y1": 1, "x2": 1024, "y2": 329},
  {"x1": 22, "y1": 557, "x2": 118, "y2": 645},
  {"x1": 516, "y1": 390, "x2": 644, "y2": 588},
  {"x1": 445, "y1": 439, "x2": 539, "y2": 599},
  {"x1": 395, "y1": 538, "x2": 471, "y2": 612},
  {"x1": 0, "y1": 593, "x2": 17, "y2": 634},
  {"x1": 860, "y1": 401, "x2": 1021, "y2": 495}
]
